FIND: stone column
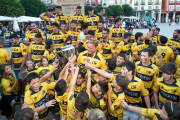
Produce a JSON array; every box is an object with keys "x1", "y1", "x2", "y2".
[
  {"x1": 158, "y1": 12, "x2": 161, "y2": 23},
  {"x1": 173, "y1": 13, "x2": 175, "y2": 20},
  {"x1": 138, "y1": 12, "x2": 140, "y2": 21},
  {"x1": 166, "y1": 13, "x2": 169, "y2": 23}
]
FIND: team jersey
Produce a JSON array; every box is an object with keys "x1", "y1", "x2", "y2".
[
  {"x1": 153, "y1": 77, "x2": 180, "y2": 108},
  {"x1": 36, "y1": 65, "x2": 54, "y2": 80},
  {"x1": 141, "y1": 108, "x2": 161, "y2": 120},
  {"x1": 0, "y1": 47, "x2": 11, "y2": 64},
  {"x1": 25, "y1": 85, "x2": 30, "y2": 95},
  {"x1": 128, "y1": 34, "x2": 136, "y2": 48},
  {"x1": 66, "y1": 29, "x2": 81, "y2": 46},
  {"x1": 43, "y1": 49, "x2": 57, "y2": 64},
  {"x1": 89, "y1": 90, "x2": 107, "y2": 114},
  {"x1": 97, "y1": 39, "x2": 116, "y2": 60},
  {"x1": 7, "y1": 74, "x2": 17, "y2": 93},
  {"x1": 84, "y1": 15, "x2": 99, "y2": 31},
  {"x1": 116, "y1": 40, "x2": 130, "y2": 61},
  {"x1": 155, "y1": 45, "x2": 174, "y2": 72},
  {"x1": 135, "y1": 61, "x2": 159, "y2": 94},
  {"x1": 69, "y1": 13, "x2": 85, "y2": 30},
  {"x1": 166, "y1": 38, "x2": 180, "y2": 56},
  {"x1": 11, "y1": 42, "x2": 27, "y2": 70},
  {"x1": 124, "y1": 76, "x2": 149, "y2": 107},
  {"x1": 113, "y1": 65, "x2": 122, "y2": 74},
  {"x1": 24, "y1": 82, "x2": 55, "y2": 120},
  {"x1": 25, "y1": 29, "x2": 46, "y2": 42},
  {"x1": 28, "y1": 42, "x2": 46, "y2": 63},
  {"x1": 95, "y1": 29, "x2": 103, "y2": 40},
  {"x1": 67, "y1": 91, "x2": 88, "y2": 120},
  {"x1": 43, "y1": 15, "x2": 59, "y2": 32},
  {"x1": 107, "y1": 83, "x2": 124, "y2": 119},
  {"x1": 54, "y1": 13, "x2": 68, "y2": 24},
  {"x1": 143, "y1": 34, "x2": 158, "y2": 48},
  {"x1": 74, "y1": 81, "x2": 86, "y2": 98},
  {"x1": 55, "y1": 91, "x2": 68, "y2": 119},
  {"x1": 77, "y1": 50, "x2": 107, "y2": 77},
  {"x1": 25, "y1": 30, "x2": 31, "y2": 37},
  {"x1": 131, "y1": 42, "x2": 145, "y2": 62},
  {"x1": 24, "y1": 66, "x2": 38, "y2": 73},
  {"x1": 175, "y1": 54, "x2": 180, "y2": 79},
  {"x1": 151, "y1": 55, "x2": 159, "y2": 66},
  {"x1": 82, "y1": 40, "x2": 88, "y2": 49},
  {"x1": 49, "y1": 31, "x2": 66, "y2": 53},
  {"x1": 109, "y1": 25, "x2": 125, "y2": 44},
  {"x1": 155, "y1": 34, "x2": 161, "y2": 43},
  {"x1": 1, "y1": 77, "x2": 16, "y2": 95}
]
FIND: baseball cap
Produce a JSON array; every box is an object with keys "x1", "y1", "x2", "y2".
[{"x1": 45, "y1": 39, "x2": 53, "y2": 49}]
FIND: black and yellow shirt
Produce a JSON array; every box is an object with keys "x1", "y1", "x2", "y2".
[
  {"x1": 7, "y1": 74, "x2": 17, "y2": 93},
  {"x1": 153, "y1": 77, "x2": 180, "y2": 107},
  {"x1": 82, "y1": 40, "x2": 88, "y2": 49},
  {"x1": 113, "y1": 65, "x2": 122, "y2": 74},
  {"x1": 49, "y1": 31, "x2": 66, "y2": 53},
  {"x1": 141, "y1": 108, "x2": 161, "y2": 120},
  {"x1": 43, "y1": 16, "x2": 59, "y2": 32},
  {"x1": 135, "y1": 61, "x2": 159, "y2": 94},
  {"x1": 151, "y1": 55, "x2": 159, "y2": 66},
  {"x1": 66, "y1": 29, "x2": 81, "y2": 46},
  {"x1": 11, "y1": 42, "x2": 27, "y2": 70},
  {"x1": 24, "y1": 66, "x2": 38, "y2": 73},
  {"x1": 95, "y1": 29, "x2": 103, "y2": 40},
  {"x1": 166, "y1": 38, "x2": 180, "y2": 57},
  {"x1": 0, "y1": 47, "x2": 11, "y2": 64},
  {"x1": 28, "y1": 42, "x2": 46, "y2": 63},
  {"x1": 54, "y1": 13, "x2": 68, "y2": 24},
  {"x1": 24, "y1": 82, "x2": 55, "y2": 120},
  {"x1": 43, "y1": 49, "x2": 57, "y2": 64},
  {"x1": 69, "y1": 13, "x2": 85, "y2": 30},
  {"x1": 109, "y1": 25, "x2": 125, "y2": 44},
  {"x1": 175, "y1": 54, "x2": 180, "y2": 79},
  {"x1": 90, "y1": 90, "x2": 107, "y2": 114},
  {"x1": 124, "y1": 76, "x2": 149, "y2": 107},
  {"x1": 108, "y1": 83, "x2": 124, "y2": 119},
  {"x1": 25, "y1": 30, "x2": 31, "y2": 37},
  {"x1": 74, "y1": 81, "x2": 86, "y2": 98},
  {"x1": 116, "y1": 40, "x2": 130, "y2": 61},
  {"x1": 155, "y1": 45, "x2": 174, "y2": 72},
  {"x1": 25, "y1": 29, "x2": 46, "y2": 42},
  {"x1": 143, "y1": 34, "x2": 158, "y2": 48},
  {"x1": 155, "y1": 34, "x2": 161, "y2": 43},
  {"x1": 97, "y1": 39, "x2": 116, "y2": 60},
  {"x1": 1, "y1": 77, "x2": 16, "y2": 95},
  {"x1": 131, "y1": 42, "x2": 145, "y2": 62},
  {"x1": 129, "y1": 34, "x2": 136, "y2": 48},
  {"x1": 77, "y1": 50, "x2": 107, "y2": 77},
  {"x1": 84, "y1": 15, "x2": 99, "y2": 31}
]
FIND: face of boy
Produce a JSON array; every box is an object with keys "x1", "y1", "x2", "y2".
[
  {"x1": 116, "y1": 56, "x2": 125, "y2": 65},
  {"x1": 29, "y1": 78, "x2": 40, "y2": 91},
  {"x1": 92, "y1": 83, "x2": 101, "y2": 94},
  {"x1": 76, "y1": 74, "x2": 84, "y2": 85},
  {"x1": 26, "y1": 61, "x2": 34, "y2": 69},
  {"x1": 42, "y1": 58, "x2": 48, "y2": 67},
  {"x1": 112, "y1": 79, "x2": 119, "y2": 89},
  {"x1": 163, "y1": 73, "x2": 174, "y2": 81},
  {"x1": 99, "y1": 76, "x2": 108, "y2": 83},
  {"x1": 121, "y1": 66, "x2": 129, "y2": 76},
  {"x1": 5, "y1": 66, "x2": 11, "y2": 74},
  {"x1": 141, "y1": 52, "x2": 150, "y2": 63},
  {"x1": 35, "y1": 37, "x2": 42, "y2": 44}
]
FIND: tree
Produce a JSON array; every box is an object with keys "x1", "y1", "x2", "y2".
[
  {"x1": 0, "y1": 0, "x2": 25, "y2": 17},
  {"x1": 85, "y1": 5, "x2": 90, "y2": 16},
  {"x1": 20, "y1": 0, "x2": 47, "y2": 17},
  {"x1": 94, "y1": 6, "x2": 102, "y2": 14},
  {"x1": 104, "y1": 7, "x2": 114, "y2": 16},
  {"x1": 109, "y1": 5, "x2": 123, "y2": 18},
  {"x1": 122, "y1": 4, "x2": 134, "y2": 16}
]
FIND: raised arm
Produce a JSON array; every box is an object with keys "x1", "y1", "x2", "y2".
[
  {"x1": 69, "y1": 66, "x2": 79, "y2": 92},
  {"x1": 39, "y1": 12, "x2": 46, "y2": 20},
  {"x1": 86, "y1": 69, "x2": 91, "y2": 95}
]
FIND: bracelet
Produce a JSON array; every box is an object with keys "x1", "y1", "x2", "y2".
[
  {"x1": 158, "y1": 56, "x2": 161, "y2": 59},
  {"x1": 43, "y1": 103, "x2": 47, "y2": 108}
]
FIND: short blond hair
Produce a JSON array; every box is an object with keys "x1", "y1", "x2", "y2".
[
  {"x1": 87, "y1": 38, "x2": 99, "y2": 47},
  {"x1": 88, "y1": 108, "x2": 106, "y2": 120}
]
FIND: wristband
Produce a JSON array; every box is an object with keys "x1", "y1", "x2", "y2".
[
  {"x1": 43, "y1": 103, "x2": 47, "y2": 108},
  {"x1": 158, "y1": 56, "x2": 161, "y2": 59}
]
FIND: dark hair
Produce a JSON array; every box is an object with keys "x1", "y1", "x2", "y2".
[
  {"x1": 0, "y1": 37, "x2": 4, "y2": 45},
  {"x1": 55, "y1": 69, "x2": 62, "y2": 80},
  {"x1": 124, "y1": 32, "x2": 132, "y2": 39},
  {"x1": 17, "y1": 70, "x2": 28, "y2": 96},
  {"x1": 98, "y1": 7, "x2": 104, "y2": 12},
  {"x1": 60, "y1": 23, "x2": 66, "y2": 26},
  {"x1": 174, "y1": 29, "x2": 180, "y2": 34},
  {"x1": 77, "y1": 46, "x2": 86, "y2": 54},
  {"x1": 164, "y1": 102, "x2": 180, "y2": 120},
  {"x1": 25, "y1": 58, "x2": 34, "y2": 64},
  {"x1": 31, "y1": 22, "x2": 38, "y2": 25},
  {"x1": 88, "y1": 30, "x2": 95, "y2": 36},
  {"x1": 59, "y1": 57, "x2": 68, "y2": 69},
  {"x1": 40, "y1": 56, "x2": 48, "y2": 66},
  {"x1": 71, "y1": 20, "x2": 77, "y2": 24},
  {"x1": 75, "y1": 91, "x2": 89, "y2": 112},
  {"x1": 14, "y1": 108, "x2": 34, "y2": 120},
  {"x1": 0, "y1": 64, "x2": 8, "y2": 81},
  {"x1": 156, "y1": 27, "x2": 160, "y2": 32},
  {"x1": 55, "y1": 79, "x2": 67, "y2": 96},
  {"x1": 77, "y1": 6, "x2": 82, "y2": 9},
  {"x1": 65, "y1": 36, "x2": 72, "y2": 43},
  {"x1": 141, "y1": 48, "x2": 153, "y2": 57},
  {"x1": 78, "y1": 70, "x2": 85, "y2": 79},
  {"x1": 107, "y1": 59, "x2": 116, "y2": 71},
  {"x1": 35, "y1": 33, "x2": 42, "y2": 38},
  {"x1": 135, "y1": 32, "x2": 143, "y2": 41},
  {"x1": 97, "y1": 81, "x2": 108, "y2": 95},
  {"x1": 81, "y1": 23, "x2": 88, "y2": 29},
  {"x1": 122, "y1": 61, "x2": 135, "y2": 75},
  {"x1": 27, "y1": 72, "x2": 40, "y2": 84},
  {"x1": 10, "y1": 34, "x2": 18, "y2": 39},
  {"x1": 115, "y1": 74, "x2": 129, "y2": 90},
  {"x1": 98, "y1": 20, "x2": 104, "y2": 24},
  {"x1": 39, "y1": 69, "x2": 50, "y2": 79},
  {"x1": 162, "y1": 62, "x2": 177, "y2": 75},
  {"x1": 56, "y1": 5, "x2": 62, "y2": 9},
  {"x1": 103, "y1": 28, "x2": 109, "y2": 34},
  {"x1": 88, "y1": 7, "x2": 94, "y2": 11},
  {"x1": 117, "y1": 53, "x2": 126, "y2": 60},
  {"x1": 128, "y1": 27, "x2": 133, "y2": 31},
  {"x1": 51, "y1": 23, "x2": 59, "y2": 28},
  {"x1": 114, "y1": 17, "x2": 122, "y2": 24},
  {"x1": 160, "y1": 35, "x2": 168, "y2": 44},
  {"x1": 148, "y1": 45, "x2": 157, "y2": 55},
  {"x1": 27, "y1": 22, "x2": 31, "y2": 26}
]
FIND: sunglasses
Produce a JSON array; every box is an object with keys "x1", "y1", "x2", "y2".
[{"x1": 66, "y1": 43, "x2": 72, "y2": 45}]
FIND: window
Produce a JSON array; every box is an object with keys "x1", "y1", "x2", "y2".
[
  {"x1": 148, "y1": 6, "x2": 152, "y2": 9},
  {"x1": 177, "y1": 6, "x2": 180, "y2": 11},
  {"x1": 155, "y1": 6, "x2": 159, "y2": 9},
  {"x1": 117, "y1": 0, "x2": 120, "y2": 5},
  {"x1": 109, "y1": 0, "x2": 113, "y2": 5},
  {"x1": 141, "y1": 7, "x2": 144, "y2": 10},
  {"x1": 170, "y1": 0, "x2": 174, "y2": 4},
  {"x1": 141, "y1": 0, "x2": 145, "y2": 5},
  {"x1": 148, "y1": 0, "x2": 152, "y2": 5},
  {"x1": 169, "y1": 6, "x2": 174, "y2": 11},
  {"x1": 135, "y1": 0, "x2": 138, "y2": 5},
  {"x1": 134, "y1": 7, "x2": 138, "y2": 10},
  {"x1": 156, "y1": 0, "x2": 159, "y2": 4}
]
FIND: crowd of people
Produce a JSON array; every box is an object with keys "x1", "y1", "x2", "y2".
[{"x1": 0, "y1": 5, "x2": 180, "y2": 120}]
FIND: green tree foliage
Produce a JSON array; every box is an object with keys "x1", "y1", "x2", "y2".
[
  {"x1": 122, "y1": 4, "x2": 134, "y2": 16},
  {"x1": 94, "y1": 6, "x2": 102, "y2": 14},
  {"x1": 20, "y1": 0, "x2": 47, "y2": 17},
  {"x1": 109, "y1": 5, "x2": 123, "y2": 17},
  {"x1": 85, "y1": 5, "x2": 90, "y2": 16},
  {"x1": 0, "y1": 0, "x2": 25, "y2": 17},
  {"x1": 104, "y1": 7, "x2": 114, "y2": 16}
]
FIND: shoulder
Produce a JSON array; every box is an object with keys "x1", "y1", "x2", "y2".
[
  {"x1": 1, "y1": 78, "x2": 9, "y2": 84},
  {"x1": 70, "y1": 13, "x2": 76, "y2": 17},
  {"x1": 151, "y1": 63, "x2": 159, "y2": 70},
  {"x1": 79, "y1": 50, "x2": 88, "y2": 56},
  {"x1": 135, "y1": 61, "x2": 141, "y2": 66},
  {"x1": 42, "y1": 42, "x2": 46, "y2": 45}
]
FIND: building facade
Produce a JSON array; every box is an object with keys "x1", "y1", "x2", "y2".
[{"x1": 161, "y1": 0, "x2": 180, "y2": 23}]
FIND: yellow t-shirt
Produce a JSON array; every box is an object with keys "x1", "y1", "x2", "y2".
[
  {"x1": 66, "y1": 30, "x2": 81, "y2": 46},
  {"x1": 36, "y1": 65, "x2": 54, "y2": 80},
  {"x1": 175, "y1": 54, "x2": 180, "y2": 79},
  {"x1": 43, "y1": 49, "x2": 57, "y2": 64},
  {"x1": 116, "y1": 40, "x2": 130, "y2": 61},
  {"x1": 54, "y1": 13, "x2": 68, "y2": 24},
  {"x1": 143, "y1": 34, "x2": 158, "y2": 48},
  {"x1": 69, "y1": 13, "x2": 85, "y2": 30},
  {"x1": 0, "y1": 48, "x2": 11, "y2": 64},
  {"x1": 113, "y1": 65, "x2": 122, "y2": 74},
  {"x1": 25, "y1": 29, "x2": 46, "y2": 42},
  {"x1": 128, "y1": 34, "x2": 136, "y2": 48},
  {"x1": 1, "y1": 78, "x2": 16, "y2": 95},
  {"x1": 84, "y1": 15, "x2": 99, "y2": 31},
  {"x1": 95, "y1": 29, "x2": 103, "y2": 40},
  {"x1": 43, "y1": 16, "x2": 59, "y2": 32},
  {"x1": 74, "y1": 81, "x2": 86, "y2": 98},
  {"x1": 141, "y1": 108, "x2": 161, "y2": 120},
  {"x1": 131, "y1": 42, "x2": 145, "y2": 62},
  {"x1": 166, "y1": 38, "x2": 180, "y2": 55}
]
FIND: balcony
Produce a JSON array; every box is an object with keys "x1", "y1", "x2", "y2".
[
  {"x1": 169, "y1": 8, "x2": 175, "y2": 11},
  {"x1": 86, "y1": 1, "x2": 90, "y2": 5},
  {"x1": 134, "y1": 2, "x2": 138, "y2": 5},
  {"x1": 148, "y1": 2, "x2": 152, "y2": 5},
  {"x1": 141, "y1": 2, "x2": 145, "y2": 5},
  {"x1": 92, "y1": 2, "x2": 95, "y2": 6},
  {"x1": 155, "y1": 2, "x2": 160, "y2": 5},
  {"x1": 169, "y1": 1, "x2": 174, "y2": 4},
  {"x1": 98, "y1": 2, "x2": 102, "y2": 6}
]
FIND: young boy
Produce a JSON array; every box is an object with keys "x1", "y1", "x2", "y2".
[
  {"x1": 153, "y1": 62, "x2": 180, "y2": 109},
  {"x1": 107, "y1": 74, "x2": 129, "y2": 120},
  {"x1": 113, "y1": 53, "x2": 126, "y2": 74},
  {"x1": 121, "y1": 61, "x2": 150, "y2": 120},
  {"x1": 106, "y1": 59, "x2": 116, "y2": 71}
]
